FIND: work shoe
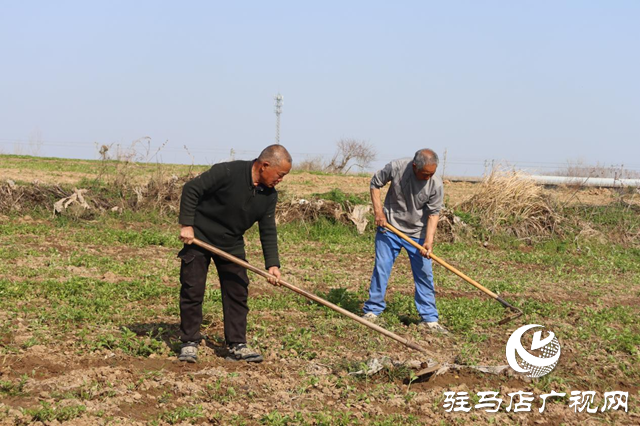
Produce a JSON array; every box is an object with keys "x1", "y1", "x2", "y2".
[
  {"x1": 227, "y1": 343, "x2": 263, "y2": 363},
  {"x1": 178, "y1": 341, "x2": 199, "y2": 363},
  {"x1": 420, "y1": 321, "x2": 450, "y2": 335},
  {"x1": 361, "y1": 312, "x2": 379, "y2": 323}
]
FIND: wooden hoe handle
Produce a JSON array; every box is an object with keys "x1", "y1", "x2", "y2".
[
  {"x1": 383, "y1": 224, "x2": 506, "y2": 302},
  {"x1": 190, "y1": 238, "x2": 438, "y2": 358}
]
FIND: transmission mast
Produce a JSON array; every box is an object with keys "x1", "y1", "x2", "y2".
[{"x1": 274, "y1": 93, "x2": 283, "y2": 144}]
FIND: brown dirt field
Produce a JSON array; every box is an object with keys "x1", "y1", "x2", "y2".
[
  {"x1": 0, "y1": 167, "x2": 94, "y2": 185},
  {"x1": 2, "y1": 335, "x2": 636, "y2": 425}
]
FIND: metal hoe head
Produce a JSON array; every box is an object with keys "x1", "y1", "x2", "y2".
[{"x1": 496, "y1": 297, "x2": 524, "y2": 325}]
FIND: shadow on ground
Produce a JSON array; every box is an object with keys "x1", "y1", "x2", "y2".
[
  {"x1": 125, "y1": 322, "x2": 180, "y2": 352},
  {"x1": 126, "y1": 322, "x2": 243, "y2": 360},
  {"x1": 321, "y1": 287, "x2": 364, "y2": 313}
]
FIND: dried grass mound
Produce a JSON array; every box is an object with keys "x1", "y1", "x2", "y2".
[
  {"x1": 0, "y1": 174, "x2": 192, "y2": 218},
  {"x1": 456, "y1": 171, "x2": 562, "y2": 238},
  {"x1": 437, "y1": 208, "x2": 472, "y2": 242},
  {"x1": 276, "y1": 198, "x2": 349, "y2": 225},
  {"x1": 276, "y1": 197, "x2": 373, "y2": 234},
  {"x1": 0, "y1": 180, "x2": 70, "y2": 213},
  {"x1": 124, "y1": 174, "x2": 190, "y2": 214}
]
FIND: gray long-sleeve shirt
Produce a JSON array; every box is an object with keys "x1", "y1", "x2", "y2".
[{"x1": 370, "y1": 158, "x2": 444, "y2": 239}]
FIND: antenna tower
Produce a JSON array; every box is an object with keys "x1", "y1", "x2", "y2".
[{"x1": 274, "y1": 93, "x2": 283, "y2": 144}]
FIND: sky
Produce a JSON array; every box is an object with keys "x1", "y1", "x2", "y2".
[{"x1": 1, "y1": 1, "x2": 639, "y2": 176}]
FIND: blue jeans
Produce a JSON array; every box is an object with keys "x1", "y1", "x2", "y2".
[{"x1": 363, "y1": 228, "x2": 439, "y2": 322}]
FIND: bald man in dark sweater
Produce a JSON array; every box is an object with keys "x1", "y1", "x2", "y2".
[{"x1": 177, "y1": 145, "x2": 292, "y2": 363}]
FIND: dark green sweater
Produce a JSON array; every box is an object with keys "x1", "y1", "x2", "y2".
[{"x1": 178, "y1": 160, "x2": 280, "y2": 268}]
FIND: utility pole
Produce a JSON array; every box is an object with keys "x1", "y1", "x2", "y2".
[{"x1": 274, "y1": 93, "x2": 283, "y2": 144}]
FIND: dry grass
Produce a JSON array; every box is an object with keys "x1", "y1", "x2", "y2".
[
  {"x1": 456, "y1": 170, "x2": 562, "y2": 239},
  {"x1": 122, "y1": 170, "x2": 191, "y2": 215},
  {"x1": 292, "y1": 156, "x2": 326, "y2": 172},
  {"x1": 436, "y1": 208, "x2": 473, "y2": 242},
  {"x1": 5, "y1": 164, "x2": 638, "y2": 246},
  {"x1": 0, "y1": 178, "x2": 356, "y2": 227},
  {"x1": 0, "y1": 170, "x2": 568, "y2": 241},
  {"x1": 0, "y1": 181, "x2": 70, "y2": 214},
  {"x1": 0, "y1": 172, "x2": 193, "y2": 218},
  {"x1": 275, "y1": 197, "x2": 359, "y2": 227}
]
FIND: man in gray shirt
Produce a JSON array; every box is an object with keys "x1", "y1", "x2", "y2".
[{"x1": 362, "y1": 149, "x2": 449, "y2": 333}]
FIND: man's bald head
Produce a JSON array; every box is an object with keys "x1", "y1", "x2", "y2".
[
  {"x1": 254, "y1": 145, "x2": 292, "y2": 188},
  {"x1": 412, "y1": 149, "x2": 439, "y2": 181},
  {"x1": 258, "y1": 144, "x2": 292, "y2": 167},
  {"x1": 413, "y1": 149, "x2": 439, "y2": 170}
]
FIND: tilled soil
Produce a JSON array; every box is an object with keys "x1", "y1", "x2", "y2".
[{"x1": 1, "y1": 308, "x2": 637, "y2": 425}]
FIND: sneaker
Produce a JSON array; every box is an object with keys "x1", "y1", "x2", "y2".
[
  {"x1": 361, "y1": 312, "x2": 379, "y2": 323},
  {"x1": 227, "y1": 343, "x2": 263, "y2": 363},
  {"x1": 178, "y1": 342, "x2": 199, "y2": 363},
  {"x1": 420, "y1": 321, "x2": 450, "y2": 334}
]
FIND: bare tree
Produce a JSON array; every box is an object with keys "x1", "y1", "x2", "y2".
[{"x1": 326, "y1": 139, "x2": 376, "y2": 174}]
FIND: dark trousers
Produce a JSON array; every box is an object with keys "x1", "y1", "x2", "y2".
[{"x1": 178, "y1": 245, "x2": 250, "y2": 345}]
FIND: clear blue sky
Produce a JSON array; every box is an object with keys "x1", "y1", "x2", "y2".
[{"x1": 1, "y1": 1, "x2": 638, "y2": 175}]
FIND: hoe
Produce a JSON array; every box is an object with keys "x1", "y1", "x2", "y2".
[
  {"x1": 191, "y1": 228, "x2": 521, "y2": 379},
  {"x1": 384, "y1": 224, "x2": 523, "y2": 325},
  {"x1": 191, "y1": 238, "x2": 443, "y2": 378}
]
